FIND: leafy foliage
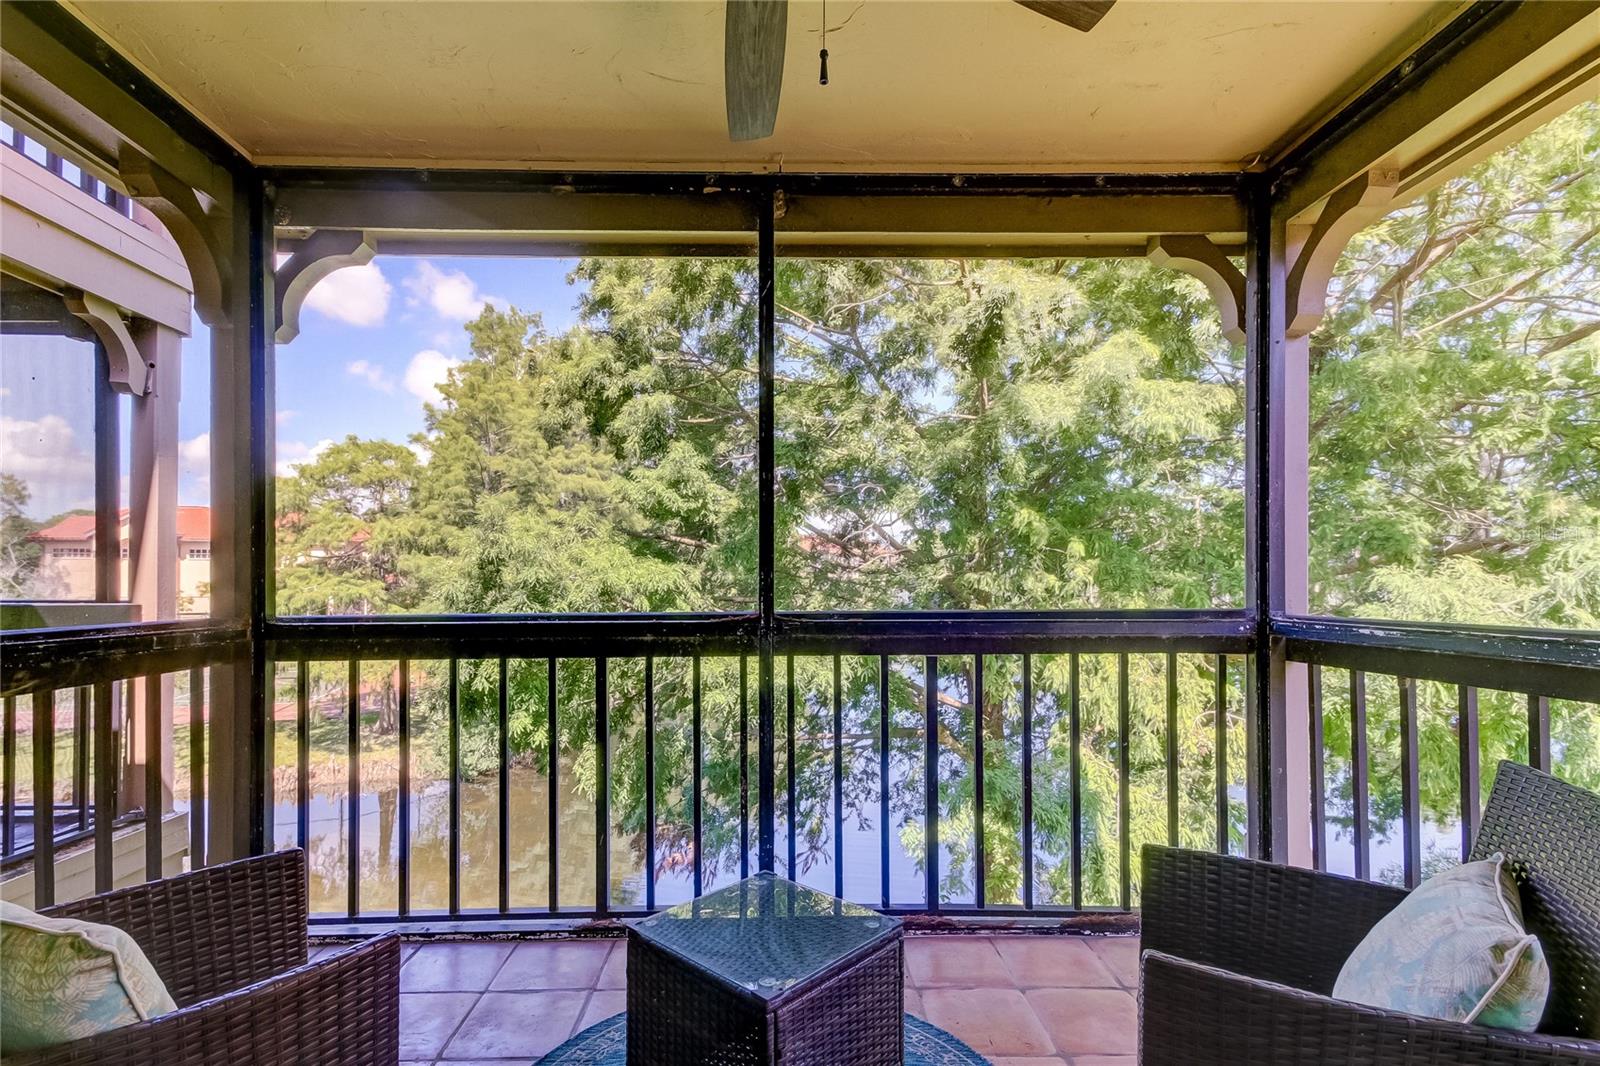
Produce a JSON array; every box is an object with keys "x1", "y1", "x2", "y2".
[{"x1": 274, "y1": 105, "x2": 1598, "y2": 902}]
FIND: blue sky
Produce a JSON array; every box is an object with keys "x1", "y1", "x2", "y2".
[
  {"x1": 270, "y1": 255, "x2": 582, "y2": 498},
  {"x1": 0, "y1": 256, "x2": 582, "y2": 520}
]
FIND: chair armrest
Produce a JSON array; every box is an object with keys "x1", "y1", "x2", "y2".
[
  {"x1": 1140, "y1": 950, "x2": 1600, "y2": 1066},
  {"x1": 10, "y1": 933, "x2": 402, "y2": 1066},
  {"x1": 42, "y1": 850, "x2": 308, "y2": 1007},
  {"x1": 1140, "y1": 845, "x2": 1408, "y2": 994}
]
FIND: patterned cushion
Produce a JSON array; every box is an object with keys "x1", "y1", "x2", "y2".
[
  {"x1": 1333, "y1": 853, "x2": 1550, "y2": 1031},
  {"x1": 0, "y1": 899, "x2": 177, "y2": 1053}
]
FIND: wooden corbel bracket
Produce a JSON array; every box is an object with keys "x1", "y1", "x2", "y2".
[{"x1": 273, "y1": 230, "x2": 379, "y2": 343}]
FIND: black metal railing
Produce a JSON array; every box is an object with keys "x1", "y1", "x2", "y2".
[
  {"x1": 1283, "y1": 617, "x2": 1599, "y2": 889},
  {"x1": 263, "y1": 611, "x2": 1257, "y2": 926},
  {"x1": 4, "y1": 613, "x2": 1590, "y2": 925},
  {"x1": 0, "y1": 622, "x2": 242, "y2": 905}
]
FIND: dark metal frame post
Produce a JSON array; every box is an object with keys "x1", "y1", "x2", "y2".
[{"x1": 756, "y1": 184, "x2": 777, "y2": 872}]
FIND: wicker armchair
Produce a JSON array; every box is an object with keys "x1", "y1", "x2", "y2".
[
  {"x1": 9, "y1": 849, "x2": 400, "y2": 1066},
  {"x1": 1139, "y1": 761, "x2": 1600, "y2": 1066}
]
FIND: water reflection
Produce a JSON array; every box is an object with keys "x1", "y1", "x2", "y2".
[{"x1": 276, "y1": 760, "x2": 928, "y2": 916}]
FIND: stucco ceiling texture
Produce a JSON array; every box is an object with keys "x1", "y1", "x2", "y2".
[{"x1": 68, "y1": 0, "x2": 1460, "y2": 172}]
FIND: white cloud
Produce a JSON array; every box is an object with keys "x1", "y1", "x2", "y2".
[
  {"x1": 276, "y1": 438, "x2": 334, "y2": 478},
  {"x1": 304, "y1": 262, "x2": 391, "y2": 328},
  {"x1": 0, "y1": 414, "x2": 94, "y2": 518},
  {"x1": 276, "y1": 409, "x2": 298, "y2": 426},
  {"x1": 179, "y1": 432, "x2": 211, "y2": 504},
  {"x1": 179, "y1": 432, "x2": 210, "y2": 470},
  {"x1": 345, "y1": 359, "x2": 395, "y2": 393},
  {"x1": 404, "y1": 262, "x2": 505, "y2": 321},
  {"x1": 403, "y1": 349, "x2": 461, "y2": 406}
]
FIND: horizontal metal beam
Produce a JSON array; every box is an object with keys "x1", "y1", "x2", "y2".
[
  {"x1": 265, "y1": 613, "x2": 761, "y2": 661},
  {"x1": 1274, "y1": 616, "x2": 1599, "y2": 703},
  {"x1": 267, "y1": 610, "x2": 1257, "y2": 660},
  {"x1": 774, "y1": 610, "x2": 1255, "y2": 655},
  {"x1": 0, "y1": 621, "x2": 247, "y2": 697},
  {"x1": 269, "y1": 168, "x2": 1246, "y2": 248},
  {"x1": 1272, "y1": 0, "x2": 1600, "y2": 219}
]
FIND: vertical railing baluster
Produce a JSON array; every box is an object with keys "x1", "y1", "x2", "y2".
[
  {"x1": 1398, "y1": 677, "x2": 1421, "y2": 889},
  {"x1": 3, "y1": 696, "x2": 15, "y2": 856},
  {"x1": 497, "y1": 657, "x2": 510, "y2": 915},
  {"x1": 93, "y1": 682, "x2": 114, "y2": 893},
  {"x1": 693, "y1": 655, "x2": 703, "y2": 897},
  {"x1": 1308, "y1": 664, "x2": 1325, "y2": 871},
  {"x1": 1069, "y1": 653, "x2": 1083, "y2": 911},
  {"x1": 645, "y1": 656, "x2": 656, "y2": 910},
  {"x1": 595, "y1": 657, "x2": 609, "y2": 915},
  {"x1": 34, "y1": 690, "x2": 56, "y2": 907},
  {"x1": 547, "y1": 657, "x2": 558, "y2": 912},
  {"x1": 1021, "y1": 654, "x2": 1034, "y2": 911},
  {"x1": 188, "y1": 667, "x2": 205, "y2": 869},
  {"x1": 1214, "y1": 655, "x2": 1228, "y2": 853},
  {"x1": 1165, "y1": 653, "x2": 1178, "y2": 848},
  {"x1": 785, "y1": 655, "x2": 795, "y2": 876},
  {"x1": 73, "y1": 686, "x2": 89, "y2": 830},
  {"x1": 924, "y1": 655, "x2": 939, "y2": 911},
  {"x1": 832, "y1": 655, "x2": 843, "y2": 899},
  {"x1": 1528, "y1": 694, "x2": 1550, "y2": 773},
  {"x1": 878, "y1": 654, "x2": 890, "y2": 911},
  {"x1": 145, "y1": 673, "x2": 162, "y2": 882},
  {"x1": 972, "y1": 656, "x2": 986, "y2": 909},
  {"x1": 1350, "y1": 670, "x2": 1370, "y2": 881},
  {"x1": 347, "y1": 659, "x2": 361, "y2": 918},
  {"x1": 296, "y1": 663, "x2": 310, "y2": 852},
  {"x1": 1117, "y1": 654, "x2": 1131, "y2": 910},
  {"x1": 448, "y1": 659, "x2": 461, "y2": 916},
  {"x1": 1457, "y1": 684, "x2": 1480, "y2": 860},
  {"x1": 398, "y1": 660, "x2": 411, "y2": 918},
  {"x1": 739, "y1": 655, "x2": 749, "y2": 881}
]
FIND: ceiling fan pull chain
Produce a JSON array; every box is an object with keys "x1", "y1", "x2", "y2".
[{"x1": 819, "y1": 0, "x2": 829, "y2": 85}]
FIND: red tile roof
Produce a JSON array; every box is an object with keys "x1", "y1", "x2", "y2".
[{"x1": 30, "y1": 505, "x2": 210, "y2": 543}]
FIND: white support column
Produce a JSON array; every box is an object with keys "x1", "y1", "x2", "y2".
[{"x1": 123, "y1": 322, "x2": 180, "y2": 815}]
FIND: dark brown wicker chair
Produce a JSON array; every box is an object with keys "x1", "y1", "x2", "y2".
[
  {"x1": 7, "y1": 849, "x2": 400, "y2": 1066},
  {"x1": 1139, "y1": 760, "x2": 1600, "y2": 1065}
]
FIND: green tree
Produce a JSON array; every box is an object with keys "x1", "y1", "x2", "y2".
[
  {"x1": 274, "y1": 102, "x2": 1599, "y2": 903},
  {"x1": 0, "y1": 474, "x2": 42, "y2": 597}
]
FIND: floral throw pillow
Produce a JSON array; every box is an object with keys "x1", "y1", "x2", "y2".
[
  {"x1": 1332, "y1": 852, "x2": 1549, "y2": 1031},
  {"x1": 0, "y1": 899, "x2": 177, "y2": 1053}
]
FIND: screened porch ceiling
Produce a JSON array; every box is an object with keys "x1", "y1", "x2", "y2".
[{"x1": 56, "y1": 0, "x2": 1522, "y2": 175}]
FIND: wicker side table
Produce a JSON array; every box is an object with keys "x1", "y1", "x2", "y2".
[{"x1": 626, "y1": 874, "x2": 904, "y2": 1066}]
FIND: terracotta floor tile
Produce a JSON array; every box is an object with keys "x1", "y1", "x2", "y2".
[
  {"x1": 596, "y1": 943, "x2": 627, "y2": 989},
  {"x1": 1025, "y1": 988, "x2": 1138, "y2": 1056},
  {"x1": 399, "y1": 991, "x2": 479, "y2": 1060},
  {"x1": 905, "y1": 936, "x2": 1012, "y2": 987},
  {"x1": 1072, "y1": 1057, "x2": 1137, "y2": 1065},
  {"x1": 402, "y1": 943, "x2": 514, "y2": 992},
  {"x1": 989, "y1": 1058, "x2": 1070, "y2": 1065},
  {"x1": 577, "y1": 989, "x2": 627, "y2": 1030},
  {"x1": 1084, "y1": 937, "x2": 1141, "y2": 987},
  {"x1": 444, "y1": 990, "x2": 588, "y2": 1059},
  {"x1": 903, "y1": 986, "x2": 925, "y2": 1018},
  {"x1": 918, "y1": 988, "x2": 1055, "y2": 1056},
  {"x1": 492, "y1": 941, "x2": 614, "y2": 990},
  {"x1": 993, "y1": 937, "x2": 1120, "y2": 988}
]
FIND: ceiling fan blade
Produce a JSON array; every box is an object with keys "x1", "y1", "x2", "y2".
[
  {"x1": 726, "y1": 0, "x2": 788, "y2": 142},
  {"x1": 1014, "y1": 0, "x2": 1116, "y2": 32}
]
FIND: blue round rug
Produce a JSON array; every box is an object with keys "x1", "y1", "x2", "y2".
[{"x1": 541, "y1": 1012, "x2": 989, "y2": 1064}]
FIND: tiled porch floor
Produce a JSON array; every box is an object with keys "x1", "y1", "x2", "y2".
[{"x1": 343, "y1": 934, "x2": 1139, "y2": 1065}]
